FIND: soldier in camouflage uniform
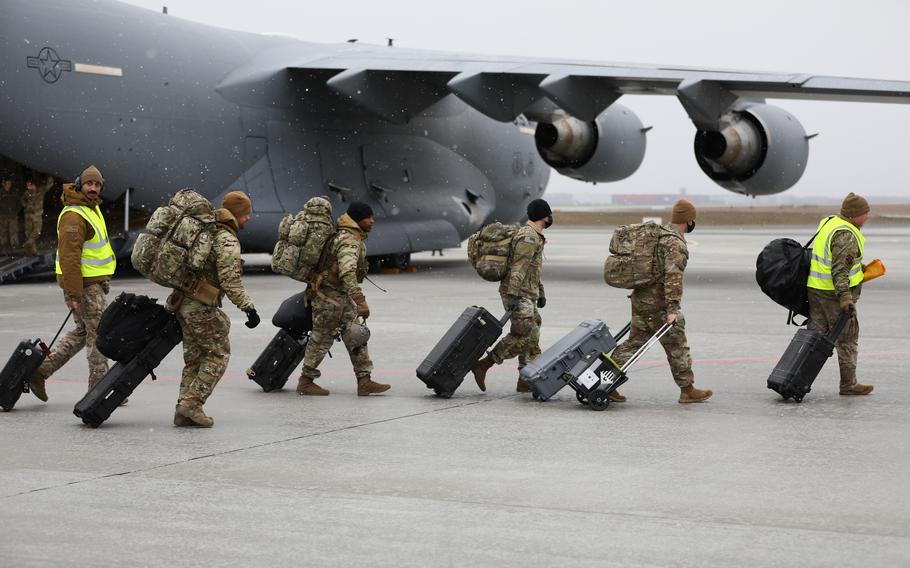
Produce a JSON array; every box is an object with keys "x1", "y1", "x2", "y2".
[
  {"x1": 472, "y1": 198, "x2": 551, "y2": 393},
  {"x1": 0, "y1": 174, "x2": 22, "y2": 253},
  {"x1": 806, "y1": 193, "x2": 873, "y2": 395},
  {"x1": 609, "y1": 199, "x2": 713, "y2": 404},
  {"x1": 171, "y1": 191, "x2": 260, "y2": 427},
  {"x1": 29, "y1": 166, "x2": 115, "y2": 402},
  {"x1": 296, "y1": 201, "x2": 390, "y2": 397},
  {"x1": 21, "y1": 175, "x2": 55, "y2": 255}
]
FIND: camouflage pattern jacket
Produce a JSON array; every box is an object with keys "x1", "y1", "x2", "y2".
[
  {"x1": 56, "y1": 183, "x2": 111, "y2": 299},
  {"x1": 197, "y1": 208, "x2": 254, "y2": 310},
  {"x1": 322, "y1": 213, "x2": 368, "y2": 297},
  {"x1": 636, "y1": 224, "x2": 688, "y2": 314},
  {"x1": 21, "y1": 178, "x2": 53, "y2": 213},
  {"x1": 0, "y1": 186, "x2": 21, "y2": 216},
  {"x1": 812, "y1": 215, "x2": 863, "y2": 302},
  {"x1": 499, "y1": 222, "x2": 546, "y2": 301}
]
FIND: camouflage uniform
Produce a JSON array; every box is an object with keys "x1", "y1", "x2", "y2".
[
  {"x1": 300, "y1": 213, "x2": 373, "y2": 381},
  {"x1": 0, "y1": 183, "x2": 21, "y2": 252},
  {"x1": 21, "y1": 177, "x2": 54, "y2": 251},
  {"x1": 807, "y1": 227, "x2": 862, "y2": 389},
  {"x1": 489, "y1": 222, "x2": 545, "y2": 367},
  {"x1": 610, "y1": 224, "x2": 694, "y2": 388},
  {"x1": 175, "y1": 208, "x2": 253, "y2": 406}
]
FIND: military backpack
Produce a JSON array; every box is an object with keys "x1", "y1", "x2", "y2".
[
  {"x1": 603, "y1": 222, "x2": 677, "y2": 289},
  {"x1": 467, "y1": 222, "x2": 519, "y2": 282},
  {"x1": 131, "y1": 189, "x2": 217, "y2": 291},
  {"x1": 271, "y1": 196, "x2": 336, "y2": 283}
]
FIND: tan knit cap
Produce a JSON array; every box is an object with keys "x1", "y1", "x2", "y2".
[
  {"x1": 840, "y1": 192, "x2": 870, "y2": 219},
  {"x1": 670, "y1": 199, "x2": 697, "y2": 224},
  {"x1": 222, "y1": 190, "x2": 252, "y2": 218},
  {"x1": 80, "y1": 165, "x2": 104, "y2": 187}
]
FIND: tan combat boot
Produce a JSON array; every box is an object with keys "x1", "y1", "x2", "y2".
[
  {"x1": 297, "y1": 376, "x2": 330, "y2": 396},
  {"x1": 516, "y1": 378, "x2": 530, "y2": 393},
  {"x1": 840, "y1": 383, "x2": 874, "y2": 396},
  {"x1": 679, "y1": 385, "x2": 713, "y2": 403},
  {"x1": 608, "y1": 389, "x2": 626, "y2": 403},
  {"x1": 472, "y1": 356, "x2": 494, "y2": 392},
  {"x1": 175, "y1": 401, "x2": 214, "y2": 427},
  {"x1": 29, "y1": 374, "x2": 48, "y2": 402},
  {"x1": 357, "y1": 375, "x2": 390, "y2": 396},
  {"x1": 173, "y1": 405, "x2": 193, "y2": 427}
]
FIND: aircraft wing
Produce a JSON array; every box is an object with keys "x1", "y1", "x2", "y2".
[{"x1": 217, "y1": 43, "x2": 910, "y2": 125}]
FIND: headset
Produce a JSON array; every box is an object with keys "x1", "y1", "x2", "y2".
[{"x1": 73, "y1": 175, "x2": 81, "y2": 189}]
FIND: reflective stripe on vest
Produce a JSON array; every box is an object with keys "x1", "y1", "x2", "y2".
[
  {"x1": 806, "y1": 216, "x2": 864, "y2": 290},
  {"x1": 55, "y1": 205, "x2": 117, "y2": 277}
]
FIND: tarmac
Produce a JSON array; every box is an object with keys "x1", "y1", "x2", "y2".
[{"x1": 1, "y1": 225, "x2": 909, "y2": 567}]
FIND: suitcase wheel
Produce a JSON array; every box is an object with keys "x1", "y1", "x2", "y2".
[
  {"x1": 531, "y1": 392, "x2": 544, "y2": 401},
  {"x1": 1, "y1": 405, "x2": 12, "y2": 412},
  {"x1": 588, "y1": 392, "x2": 610, "y2": 411},
  {"x1": 82, "y1": 418, "x2": 101, "y2": 429},
  {"x1": 434, "y1": 389, "x2": 453, "y2": 399},
  {"x1": 575, "y1": 391, "x2": 587, "y2": 404},
  {"x1": 794, "y1": 395, "x2": 804, "y2": 403}
]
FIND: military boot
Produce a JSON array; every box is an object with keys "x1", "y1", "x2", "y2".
[
  {"x1": 840, "y1": 383, "x2": 874, "y2": 396},
  {"x1": 357, "y1": 375, "x2": 390, "y2": 396},
  {"x1": 173, "y1": 405, "x2": 194, "y2": 427},
  {"x1": 516, "y1": 378, "x2": 530, "y2": 393},
  {"x1": 472, "y1": 356, "x2": 494, "y2": 392},
  {"x1": 297, "y1": 376, "x2": 330, "y2": 396},
  {"x1": 29, "y1": 374, "x2": 48, "y2": 402},
  {"x1": 608, "y1": 389, "x2": 626, "y2": 403},
  {"x1": 679, "y1": 385, "x2": 713, "y2": 403},
  {"x1": 175, "y1": 401, "x2": 214, "y2": 428}
]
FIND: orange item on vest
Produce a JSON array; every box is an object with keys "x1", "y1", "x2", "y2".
[{"x1": 862, "y1": 258, "x2": 886, "y2": 282}]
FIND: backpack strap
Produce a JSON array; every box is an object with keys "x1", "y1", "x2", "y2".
[{"x1": 803, "y1": 215, "x2": 836, "y2": 249}]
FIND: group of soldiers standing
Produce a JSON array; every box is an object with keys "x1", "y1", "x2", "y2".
[
  {"x1": 23, "y1": 164, "x2": 875, "y2": 428},
  {"x1": 0, "y1": 163, "x2": 56, "y2": 256}
]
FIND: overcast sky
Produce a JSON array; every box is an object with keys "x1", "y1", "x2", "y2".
[{"x1": 120, "y1": 0, "x2": 910, "y2": 200}]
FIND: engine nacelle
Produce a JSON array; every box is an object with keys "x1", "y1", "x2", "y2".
[
  {"x1": 534, "y1": 103, "x2": 647, "y2": 183},
  {"x1": 693, "y1": 103, "x2": 809, "y2": 195}
]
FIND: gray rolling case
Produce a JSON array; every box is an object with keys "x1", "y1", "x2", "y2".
[{"x1": 520, "y1": 320, "x2": 620, "y2": 402}]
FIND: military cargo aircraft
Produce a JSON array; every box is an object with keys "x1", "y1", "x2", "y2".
[{"x1": 1, "y1": 0, "x2": 908, "y2": 272}]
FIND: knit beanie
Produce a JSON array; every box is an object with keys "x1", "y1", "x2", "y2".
[
  {"x1": 222, "y1": 190, "x2": 252, "y2": 218},
  {"x1": 526, "y1": 198, "x2": 552, "y2": 222},
  {"x1": 347, "y1": 201, "x2": 374, "y2": 222},
  {"x1": 670, "y1": 199, "x2": 697, "y2": 224},
  {"x1": 79, "y1": 165, "x2": 104, "y2": 187},
  {"x1": 840, "y1": 192, "x2": 870, "y2": 219}
]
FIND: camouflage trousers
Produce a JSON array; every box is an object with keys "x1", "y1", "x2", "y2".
[
  {"x1": 0, "y1": 213, "x2": 18, "y2": 251},
  {"x1": 176, "y1": 298, "x2": 231, "y2": 405},
  {"x1": 23, "y1": 207, "x2": 43, "y2": 243},
  {"x1": 611, "y1": 297, "x2": 694, "y2": 389},
  {"x1": 808, "y1": 291, "x2": 860, "y2": 388},
  {"x1": 300, "y1": 287, "x2": 373, "y2": 381},
  {"x1": 34, "y1": 282, "x2": 110, "y2": 386},
  {"x1": 490, "y1": 295, "x2": 542, "y2": 367}
]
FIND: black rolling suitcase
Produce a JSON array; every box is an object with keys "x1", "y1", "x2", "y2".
[
  {"x1": 417, "y1": 306, "x2": 511, "y2": 398},
  {"x1": 73, "y1": 315, "x2": 183, "y2": 428},
  {"x1": 247, "y1": 292, "x2": 313, "y2": 392},
  {"x1": 767, "y1": 312, "x2": 851, "y2": 402},
  {"x1": 0, "y1": 312, "x2": 72, "y2": 411}
]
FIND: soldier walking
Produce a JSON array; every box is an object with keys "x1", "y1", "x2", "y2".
[
  {"x1": 0, "y1": 173, "x2": 22, "y2": 253},
  {"x1": 171, "y1": 191, "x2": 260, "y2": 427},
  {"x1": 805, "y1": 193, "x2": 874, "y2": 395},
  {"x1": 29, "y1": 166, "x2": 116, "y2": 401},
  {"x1": 609, "y1": 199, "x2": 712, "y2": 404},
  {"x1": 296, "y1": 201, "x2": 390, "y2": 396},
  {"x1": 472, "y1": 198, "x2": 551, "y2": 393},
  {"x1": 21, "y1": 175, "x2": 55, "y2": 255}
]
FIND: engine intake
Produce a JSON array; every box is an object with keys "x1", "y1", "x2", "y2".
[
  {"x1": 534, "y1": 104, "x2": 646, "y2": 183},
  {"x1": 694, "y1": 103, "x2": 809, "y2": 195}
]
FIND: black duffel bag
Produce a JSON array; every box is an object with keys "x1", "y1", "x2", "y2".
[
  {"x1": 271, "y1": 291, "x2": 313, "y2": 337},
  {"x1": 97, "y1": 293, "x2": 174, "y2": 362}
]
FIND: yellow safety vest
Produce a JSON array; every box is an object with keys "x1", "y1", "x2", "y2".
[
  {"x1": 55, "y1": 205, "x2": 117, "y2": 277},
  {"x1": 806, "y1": 216, "x2": 864, "y2": 291}
]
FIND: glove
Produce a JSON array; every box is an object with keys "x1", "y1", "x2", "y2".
[
  {"x1": 351, "y1": 291, "x2": 370, "y2": 319},
  {"x1": 536, "y1": 297, "x2": 546, "y2": 309},
  {"x1": 839, "y1": 296, "x2": 855, "y2": 314},
  {"x1": 244, "y1": 307, "x2": 261, "y2": 329}
]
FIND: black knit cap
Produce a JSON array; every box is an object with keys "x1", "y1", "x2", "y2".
[
  {"x1": 347, "y1": 201, "x2": 374, "y2": 222},
  {"x1": 526, "y1": 198, "x2": 552, "y2": 222}
]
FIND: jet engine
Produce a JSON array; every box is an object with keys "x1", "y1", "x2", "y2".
[
  {"x1": 693, "y1": 103, "x2": 809, "y2": 195},
  {"x1": 534, "y1": 103, "x2": 647, "y2": 183}
]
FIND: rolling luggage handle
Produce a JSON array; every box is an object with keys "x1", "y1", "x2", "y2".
[
  {"x1": 828, "y1": 311, "x2": 852, "y2": 342},
  {"x1": 39, "y1": 310, "x2": 73, "y2": 357}
]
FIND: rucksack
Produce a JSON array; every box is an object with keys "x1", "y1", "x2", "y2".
[
  {"x1": 467, "y1": 222, "x2": 519, "y2": 282},
  {"x1": 131, "y1": 189, "x2": 216, "y2": 290},
  {"x1": 603, "y1": 222, "x2": 675, "y2": 289},
  {"x1": 755, "y1": 216, "x2": 834, "y2": 324},
  {"x1": 96, "y1": 293, "x2": 178, "y2": 362},
  {"x1": 271, "y1": 196, "x2": 335, "y2": 283}
]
